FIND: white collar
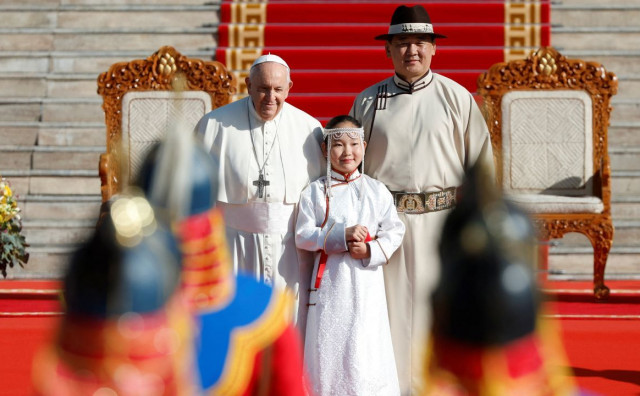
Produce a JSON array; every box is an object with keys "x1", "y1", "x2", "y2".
[{"x1": 330, "y1": 168, "x2": 361, "y2": 182}]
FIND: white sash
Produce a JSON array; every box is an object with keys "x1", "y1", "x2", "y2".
[{"x1": 218, "y1": 201, "x2": 295, "y2": 234}]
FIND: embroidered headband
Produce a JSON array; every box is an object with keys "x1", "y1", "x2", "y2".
[{"x1": 322, "y1": 127, "x2": 365, "y2": 140}]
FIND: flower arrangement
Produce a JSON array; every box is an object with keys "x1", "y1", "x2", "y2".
[{"x1": 0, "y1": 175, "x2": 29, "y2": 277}]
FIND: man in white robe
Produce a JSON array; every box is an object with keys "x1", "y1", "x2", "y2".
[
  {"x1": 195, "y1": 54, "x2": 325, "y2": 330},
  {"x1": 350, "y1": 5, "x2": 494, "y2": 395}
]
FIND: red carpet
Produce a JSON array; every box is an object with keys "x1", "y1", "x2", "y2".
[
  {"x1": 1, "y1": 279, "x2": 639, "y2": 395},
  {"x1": 220, "y1": 2, "x2": 549, "y2": 24},
  {"x1": 218, "y1": 0, "x2": 551, "y2": 123},
  {"x1": 557, "y1": 319, "x2": 640, "y2": 395},
  {"x1": 540, "y1": 280, "x2": 640, "y2": 395}
]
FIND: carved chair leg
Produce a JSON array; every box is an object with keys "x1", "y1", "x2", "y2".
[{"x1": 592, "y1": 239, "x2": 611, "y2": 301}]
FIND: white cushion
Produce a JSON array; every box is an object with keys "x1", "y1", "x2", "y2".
[
  {"x1": 501, "y1": 90, "x2": 593, "y2": 197},
  {"x1": 506, "y1": 193, "x2": 604, "y2": 214},
  {"x1": 121, "y1": 90, "x2": 212, "y2": 184}
]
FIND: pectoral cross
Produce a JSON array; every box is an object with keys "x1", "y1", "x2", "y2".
[{"x1": 253, "y1": 172, "x2": 270, "y2": 198}]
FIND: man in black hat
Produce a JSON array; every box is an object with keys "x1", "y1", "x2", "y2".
[{"x1": 350, "y1": 4, "x2": 494, "y2": 395}]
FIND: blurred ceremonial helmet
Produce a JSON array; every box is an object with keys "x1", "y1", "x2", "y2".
[
  {"x1": 65, "y1": 193, "x2": 182, "y2": 317},
  {"x1": 136, "y1": 126, "x2": 233, "y2": 310},
  {"x1": 426, "y1": 162, "x2": 578, "y2": 395},
  {"x1": 136, "y1": 125, "x2": 219, "y2": 222},
  {"x1": 433, "y1": 161, "x2": 539, "y2": 344},
  {"x1": 33, "y1": 193, "x2": 196, "y2": 396}
]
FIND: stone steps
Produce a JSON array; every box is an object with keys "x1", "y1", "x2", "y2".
[
  {"x1": 0, "y1": 30, "x2": 217, "y2": 52},
  {"x1": 0, "y1": 50, "x2": 215, "y2": 74},
  {"x1": 552, "y1": 4, "x2": 640, "y2": 27}
]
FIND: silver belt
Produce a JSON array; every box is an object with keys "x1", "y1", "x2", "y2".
[{"x1": 391, "y1": 187, "x2": 458, "y2": 214}]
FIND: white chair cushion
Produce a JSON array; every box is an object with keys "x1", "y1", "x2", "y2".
[
  {"x1": 505, "y1": 193, "x2": 604, "y2": 214},
  {"x1": 121, "y1": 90, "x2": 212, "y2": 184},
  {"x1": 501, "y1": 90, "x2": 593, "y2": 197}
]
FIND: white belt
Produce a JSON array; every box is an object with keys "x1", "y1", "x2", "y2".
[{"x1": 218, "y1": 201, "x2": 295, "y2": 234}]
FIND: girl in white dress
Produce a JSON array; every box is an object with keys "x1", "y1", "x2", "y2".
[{"x1": 295, "y1": 115, "x2": 405, "y2": 396}]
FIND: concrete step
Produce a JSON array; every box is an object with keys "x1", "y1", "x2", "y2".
[
  {"x1": 1, "y1": 246, "x2": 73, "y2": 280},
  {"x1": 552, "y1": 5, "x2": 640, "y2": 27},
  {"x1": 0, "y1": 174, "x2": 100, "y2": 196},
  {"x1": 612, "y1": 196, "x2": 640, "y2": 219},
  {"x1": 0, "y1": 145, "x2": 103, "y2": 171},
  {"x1": 555, "y1": 0, "x2": 640, "y2": 7},
  {"x1": 547, "y1": 252, "x2": 640, "y2": 281},
  {"x1": 610, "y1": 125, "x2": 640, "y2": 147},
  {"x1": 1, "y1": 0, "x2": 211, "y2": 7},
  {"x1": 552, "y1": 27, "x2": 640, "y2": 51},
  {"x1": 0, "y1": 49, "x2": 215, "y2": 74},
  {"x1": 0, "y1": 7, "x2": 218, "y2": 30},
  {"x1": 22, "y1": 219, "x2": 95, "y2": 246},
  {"x1": 612, "y1": 170, "x2": 640, "y2": 195},
  {"x1": 610, "y1": 146, "x2": 640, "y2": 171},
  {"x1": 614, "y1": 76, "x2": 640, "y2": 100},
  {"x1": 559, "y1": 49, "x2": 640, "y2": 75},
  {"x1": 0, "y1": 122, "x2": 104, "y2": 146},
  {"x1": 0, "y1": 27, "x2": 217, "y2": 52},
  {"x1": 611, "y1": 99, "x2": 640, "y2": 123},
  {"x1": 20, "y1": 194, "x2": 102, "y2": 221}
]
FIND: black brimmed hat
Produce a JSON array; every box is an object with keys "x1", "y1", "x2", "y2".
[{"x1": 375, "y1": 5, "x2": 447, "y2": 41}]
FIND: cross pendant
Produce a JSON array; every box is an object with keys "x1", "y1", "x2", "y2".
[{"x1": 253, "y1": 172, "x2": 270, "y2": 198}]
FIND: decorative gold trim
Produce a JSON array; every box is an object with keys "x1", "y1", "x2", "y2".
[
  {"x1": 227, "y1": 2, "x2": 267, "y2": 95},
  {"x1": 504, "y1": 2, "x2": 542, "y2": 62},
  {"x1": 230, "y1": 3, "x2": 266, "y2": 24}
]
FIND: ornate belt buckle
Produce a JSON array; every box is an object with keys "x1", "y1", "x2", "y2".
[
  {"x1": 396, "y1": 193, "x2": 425, "y2": 214},
  {"x1": 425, "y1": 188, "x2": 456, "y2": 212}
]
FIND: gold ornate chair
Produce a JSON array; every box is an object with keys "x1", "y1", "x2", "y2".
[
  {"x1": 97, "y1": 46, "x2": 236, "y2": 202},
  {"x1": 477, "y1": 47, "x2": 618, "y2": 299}
]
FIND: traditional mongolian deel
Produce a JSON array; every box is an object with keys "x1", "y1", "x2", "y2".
[
  {"x1": 350, "y1": 70, "x2": 494, "y2": 394},
  {"x1": 296, "y1": 169, "x2": 405, "y2": 396}
]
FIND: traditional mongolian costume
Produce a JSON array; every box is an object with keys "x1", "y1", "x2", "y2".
[
  {"x1": 295, "y1": 126, "x2": 404, "y2": 395},
  {"x1": 350, "y1": 5, "x2": 494, "y2": 394}
]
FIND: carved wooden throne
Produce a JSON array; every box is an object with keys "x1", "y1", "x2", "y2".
[
  {"x1": 477, "y1": 47, "x2": 618, "y2": 299},
  {"x1": 97, "y1": 46, "x2": 236, "y2": 202}
]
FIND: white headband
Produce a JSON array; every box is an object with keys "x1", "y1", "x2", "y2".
[
  {"x1": 250, "y1": 53, "x2": 290, "y2": 70},
  {"x1": 388, "y1": 23, "x2": 434, "y2": 35},
  {"x1": 322, "y1": 127, "x2": 364, "y2": 140}
]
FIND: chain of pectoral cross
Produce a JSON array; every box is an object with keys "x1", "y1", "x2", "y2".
[{"x1": 248, "y1": 104, "x2": 280, "y2": 198}]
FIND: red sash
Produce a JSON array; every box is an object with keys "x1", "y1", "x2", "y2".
[{"x1": 314, "y1": 232, "x2": 372, "y2": 289}]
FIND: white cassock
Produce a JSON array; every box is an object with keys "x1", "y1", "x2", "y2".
[
  {"x1": 350, "y1": 70, "x2": 494, "y2": 395},
  {"x1": 295, "y1": 170, "x2": 405, "y2": 396},
  {"x1": 196, "y1": 97, "x2": 325, "y2": 328}
]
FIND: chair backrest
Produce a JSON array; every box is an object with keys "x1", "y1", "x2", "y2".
[
  {"x1": 477, "y1": 46, "x2": 617, "y2": 202},
  {"x1": 501, "y1": 89, "x2": 593, "y2": 197},
  {"x1": 98, "y1": 46, "x2": 236, "y2": 202}
]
